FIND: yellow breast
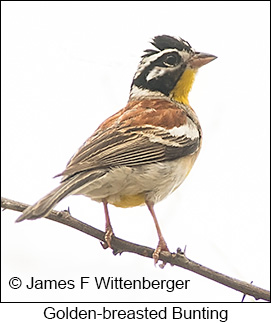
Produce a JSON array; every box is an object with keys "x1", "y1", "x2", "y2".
[{"x1": 112, "y1": 193, "x2": 145, "y2": 208}]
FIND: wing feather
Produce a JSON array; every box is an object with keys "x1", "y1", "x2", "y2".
[{"x1": 59, "y1": 125, "x2": 200, "y2": 181}]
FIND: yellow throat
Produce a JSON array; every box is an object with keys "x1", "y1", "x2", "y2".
[{"x1": 170, "y1": 68, "x2": 197, "y2": 105}]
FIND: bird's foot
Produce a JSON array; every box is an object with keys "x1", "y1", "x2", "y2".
[
  {"x1": 101, "y1": 226, "x2": 114, "y2": 249},
  {"x1": 153, "y1": 238, "x2": 170, "y2": 268}
]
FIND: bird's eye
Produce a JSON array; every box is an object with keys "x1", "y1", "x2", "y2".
[{"x1": 163, "y1": 54, "x2": 179, "y2": 67}]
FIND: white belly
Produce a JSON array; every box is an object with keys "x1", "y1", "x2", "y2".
[{"x1": 75, "y1": 154, "x2": 198, "y2": 206}]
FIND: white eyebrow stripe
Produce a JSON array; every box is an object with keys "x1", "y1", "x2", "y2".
[
  {"x1": 134, "y1": 49, "x2": 178, "y2": 79},
  {"x1": 134, "y1": 49, "x2": 192, "y2": 79}
]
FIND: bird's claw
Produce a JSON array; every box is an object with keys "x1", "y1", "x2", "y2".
[{"x1": 101, "y1": 227, "x2": 114, "y2": 249}]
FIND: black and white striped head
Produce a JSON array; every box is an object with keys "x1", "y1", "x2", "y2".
[{"x1": 129, "y1": 35, "x2": 216, "y2": 101}]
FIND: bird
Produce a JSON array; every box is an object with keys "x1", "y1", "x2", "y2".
[{"x1": 16, "y1": 35, "x2": 216, "y2": 265}]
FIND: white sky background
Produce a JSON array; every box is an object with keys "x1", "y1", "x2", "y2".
[{"x1": 1, "y1": 0, "x2": 270, "y2": 319}]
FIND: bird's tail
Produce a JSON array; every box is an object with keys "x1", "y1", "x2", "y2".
[{"x1": 15, "y1": 171, "x2": 104, "y2": 222}]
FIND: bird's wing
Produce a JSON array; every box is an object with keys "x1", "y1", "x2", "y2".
[{"x1": 58, "y1": 99, "x2": 201, "y2": 181}]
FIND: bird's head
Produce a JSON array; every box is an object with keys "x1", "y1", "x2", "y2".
[{"x1": 130, "y1": 35, "x2": 217, "y2": 105}]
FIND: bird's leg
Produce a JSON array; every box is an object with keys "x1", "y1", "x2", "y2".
[
  {"x1": 146, "y1": 201, "x2": 170, "y2": 266},
  {"x1": 101, "y1": 199, "x2": 114, "y2": 249}
]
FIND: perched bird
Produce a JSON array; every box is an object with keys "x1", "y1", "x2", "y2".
[{"x1": 16, "y1": 35, "x2": 216, "y2": 264}]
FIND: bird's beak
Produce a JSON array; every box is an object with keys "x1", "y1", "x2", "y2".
[{"x1": 188, "y1": 52, "x2": 217, "y2": 69}]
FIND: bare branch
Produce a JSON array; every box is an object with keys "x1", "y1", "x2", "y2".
[{"x1": 1, "y1": 197, "x2": 270, "y2": 302}]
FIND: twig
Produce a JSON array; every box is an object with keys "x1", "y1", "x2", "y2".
[{"x1": 1, "y1": 197, "x2": 270, "y2": 302}]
